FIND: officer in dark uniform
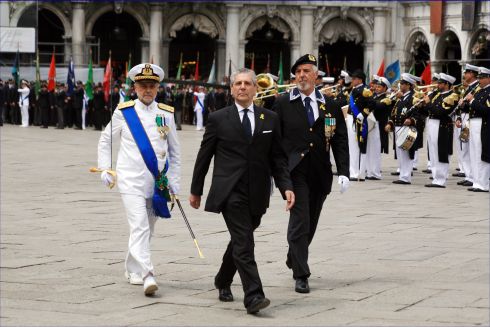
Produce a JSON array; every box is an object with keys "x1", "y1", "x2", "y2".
[
  {"x1": 38, "y1": 83, "x2": 53, "y2": 128},
  {"x1": 372, "y1": 77, "x2": 393, "y2": 155},
  {"x1": 54, "y1": 83, "x2": 67, "y2": 129},
  {"x1": 385, "y1": 73, "x2": 418, "y2": 184},
  {"x1": 273, "y1": 54, "x2": 350, "y2": 293}
]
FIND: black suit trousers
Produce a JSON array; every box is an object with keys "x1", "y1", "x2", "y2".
[
  {"x1": 287, "y1": 154, "x2": 327, "y2": 279},
  {"x1": 214, "y1": 177, "x2": 264, "y2": 308}
]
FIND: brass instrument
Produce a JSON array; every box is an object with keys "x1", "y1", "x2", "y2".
[
  {"x1": 415, "y1": 83, "x2": 438, "y2": 91},
  {"x1": 254, "y1": 85, "x2": 298, "y2": 100},
  {"x1": 254, "y1": 73, "x2": 276, "y2": 106},
  {"x1": 319, "y1": 83, "x2": 340, "y2": 94}
]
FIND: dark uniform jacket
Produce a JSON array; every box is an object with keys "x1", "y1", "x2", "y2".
[
  {"x1": 373, "y1": 92, "x2": 393, "y2": 154},
  {"x1": 191, "y1": 104, "x2": 292, "y2": 215},
  {"x1": 388, "y1": 90, "x2": 418, "y2": 159},
  {"x1": 350, "y1": 84, "x2": 376, "y2": 153},
  {"x1": 273, "y1": 88, "x2": 349, "y2": 195},
  {"x1": 470, "y1": 85, "x2": 490, "y2": 163},
  {"x1": 458, "y1": 81, "x2": 479, "y2": 116},
  {"x1": 424, "y1": 90, "x2": 459, "y2": 163}
]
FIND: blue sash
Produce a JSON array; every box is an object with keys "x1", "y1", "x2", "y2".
[
  {"x1": 121, "y1": 106, "x2": 171, "y2": 218},
  {"x1": 349, "y1": 94, "x2": 368, "y2": 143},
  {"x1": 196, "y1": 96, "x2": 204, "y2": 113}
]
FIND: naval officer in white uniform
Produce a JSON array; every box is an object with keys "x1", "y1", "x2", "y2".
[{"x1": 97, "y1": 63, "x2": 181, "y2": 296}]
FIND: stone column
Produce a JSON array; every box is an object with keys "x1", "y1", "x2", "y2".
[
  {"x1": 239, "y1": 40, "x2": 246, "y2": 70},
  {"x1": 291, "y1": 41, "x2": 300, "y2": 67},
  {"x1": 225, "y1": 4, "x2": 241, "y2": 74},
  {"x1": 0, "y1": 2, "x2": 9, "y2": 26},
  {"x1": 71, "y1": 2, "x2": 86, "y2": 66},
  {"x1": 217, "y1": 39, "x2": 226, "y2": 83},
  {"x1": 300, "y1": 6, "x2": 315, "y2": 55},
  {"x1": 149, "y1": 4, "x2": 163, "y2": 66},
  {"x1": 161, "y1": 37, "x2": 170, "y2": 72},
  {"x1": 372, "y1": 7, "x2": 387, "y2": 73},
  {"x1": 140, "y1": 37, "x2": 150, "y2": 63}
]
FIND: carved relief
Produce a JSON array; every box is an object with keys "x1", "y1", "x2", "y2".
[
  {"x1": 319, "y1": 17, "x2": 363, "y2": 44},
  {"x1": 169, "y1": 14, "x2": 219, "y2": 38},
  {"x1": 356, "y1": 7, "x2": 374, "y2": 30}
]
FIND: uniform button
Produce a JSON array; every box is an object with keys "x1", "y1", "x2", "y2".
[
  {"x1": 300, "y1": 153, "x2": 305, "y2": 157},
  {"x1": 310, "y1": 143, "x2": 314, "y2": 147}
]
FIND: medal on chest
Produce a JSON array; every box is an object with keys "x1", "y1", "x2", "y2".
[
  {"x1": 156, "y1": 115, "x2": 170, "y2": 140},
  {"x1": 324, "y1": 112, "x2": 336, "y2": 152}
]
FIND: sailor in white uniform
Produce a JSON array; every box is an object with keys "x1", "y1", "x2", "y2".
[
  {"x1": 18, "y1": 79, "x2": 30, "y2": 127},
  {"x1": 97, "y1": 63, "x2": 181, "y2": 296}
]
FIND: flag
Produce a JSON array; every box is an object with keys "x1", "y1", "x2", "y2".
[
  {"x1": 250, "y1": 52, "x2": 255, "y2": 71},
  {"x1": 277, "y1": 52, "x2": 284, "y2": 85},
  {"x1": 343, "y1": 56, "x2": 347, "y2": 71},
  {"x1": 408, "y1": 63, "x2": 416, "y2": 76},
  {"x1": 376, "y1": 59, "x2": 385, "y2": 77},
  {"x1": 103, "y1": 52, "x2": 112, "y2": 102},
  {"x1": 384, "y1": 60, "x2": 400, "y2": 84},
  {"x1": 420, "y1": 62, "x2": 431, "y2": 85},
  {"x1": 66, "y1": 56, "x2": 75, "y2": 96},
  {"x1": 11, "y1": 49, "x2": 20, "y2": 86},
  {"x1": 194, "y1": 51, "x2": 200, "y2": 81},
  {"x1": 47, "y1": 51, "x2": 56, "y2": 91},
  {"x1": 266, "y1": 54, "x2": 270, "y2": 73},
  {"x1": 325, "y1": 54, "x2": 330, "y2": 77},
  {"x1": 35, "y1": 50, "x2": 41, "y2": 99},
  {"x1": 365, "y1": 61, "x2": 370, "y2": 85},
  {"x1": 176, "y1": 52, "x2": 183, "y2": 80},
  {"x1": 85, "y1": 50, "x2": 94, "y2": 100},
  {"x1": 124, "y1": 53, "x2": 132, "y2": 101},
  {"x1": 208, "y1": 53, "x2": 216, "y2": 83}
]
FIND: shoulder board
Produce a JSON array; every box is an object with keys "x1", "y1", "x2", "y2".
[
  {"x1": 362, "y1": 88, "x2": 373, "y2": 97},
  {"x1": 158, "y1": 103, "x2": 174, "y2": 113},
  {"x1": 117, "y1": 100, "x2": 135, "y2": 110}
]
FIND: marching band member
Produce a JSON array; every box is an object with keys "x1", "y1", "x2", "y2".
[
  {"x1": 455, "y1": 64, "x2": 480, "y2": 187},
  {"x1": 422, "y1": 73, "x2": 459, "y2": 188},
  {"x1": 18, "y1": 79, "x2": 30, "y2": 127},
  {"x1": 385, "y1": 73, "x2": 418, "y2": 184},
  {"x1": 97, "y1": 63, "x2": 181, "y2": 295},
  {"x1": 465, "y1": 66, "x2": 490, "y2": 192},
  {"x1": 366, "y1": 76, "x2": 392, "y2": 180}
]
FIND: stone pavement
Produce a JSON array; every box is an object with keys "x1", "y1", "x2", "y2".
[{"x1": 1, "y1": 124, "x2": 488, "y2": 326}]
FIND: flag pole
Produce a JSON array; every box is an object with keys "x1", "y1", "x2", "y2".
[{"x1": 108, "y1": 50, "x2": 113, "y2": 171}]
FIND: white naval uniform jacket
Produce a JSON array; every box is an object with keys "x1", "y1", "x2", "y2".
[
  {"x1": 18, "y1": 86, "x2": 30, "y2": 107},
  {"x1": 97, "y1": 99, "x2": 181, "y2": 198}
]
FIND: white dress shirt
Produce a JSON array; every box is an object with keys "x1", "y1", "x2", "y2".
[
  {"x1": 98, "y1": 99, "x2": 181, "y2": 197},
  {"x1": 300, "y1": 90, "x2": 319, "y2": 121},
  {"x1": 235, "y1": 102, "x2": 255, "y2": 134}
]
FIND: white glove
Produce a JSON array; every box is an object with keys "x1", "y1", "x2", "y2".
[
  {"x1": 338, "y1": 175, "x2": 350, "y2": 194},
  {"x1": 356, "y1": 113, "x2": 364, "y2": 123},
  {"x1": 101, "y1": 170, "x2": 115, "y2": 188}
]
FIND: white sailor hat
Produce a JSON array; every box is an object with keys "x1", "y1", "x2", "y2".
[
  {"x1": 317, "y1": 70, "x2": 326, "y2": 77},
  {"x1": 372, "y1": 74, "x2": 380, "y2": 82},
  {"x1": 438, "y1": 73, "x2": 456, "y2": 84},
  {"x1": 432, "y1": 73, "x2": 440, "y2": 81},
  {"x1": 410, "y1": 74, "x2": 422, "y2": 83},
  {"x1": 339, "y1": 70, "x2": 352, "y2": 84},
  {"x1": 478, "y1": 66, "x2": 490, "y2": 77},
  {"x1": 128, "y1": 63, "x2": 164, "y2": 82},
  {"x1": 322, "y1": 76, "x2": 335, "y2": 84},
  {"x1": 464, "y1": 64, "x2": 479, "y2": 73},
  {"x1": 401, "y1": 73, "x2": 416, "y2": 85},
  {"x1": 268, "y1": 73, "x2": 279, "y2": 82},
  {"x1": 21, "y1": 79, "x2": 29, "y2": 85},
  {"x1": 375, "y1": 76, "x2": 391, "y2": 89}
]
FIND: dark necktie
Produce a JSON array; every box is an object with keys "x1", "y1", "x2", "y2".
[
  {"x1": 242, "y1": 108, "x2": 252, "y2": 141},
  {"x1": 304, "y1": 97, "x2": 315, "y2": 127}
]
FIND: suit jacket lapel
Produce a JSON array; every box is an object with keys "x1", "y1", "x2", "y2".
[{"x1": 252, "y1": 105, "x2": 263, "y2": 141}]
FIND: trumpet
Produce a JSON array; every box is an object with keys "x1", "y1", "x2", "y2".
[
  {"x1": 318, "y1": 83, "x2": 340, "y2": 93},
  {"x1": 415, "y1": 83, "x2": 438, "y2": 90},
  {"x1": 254, "y1": 85, "x2": 298, "y2": 100}
]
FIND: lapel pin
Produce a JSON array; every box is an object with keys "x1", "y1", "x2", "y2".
[{"x1": 260, "y1": 113, "x2": 264, "y2": 120}]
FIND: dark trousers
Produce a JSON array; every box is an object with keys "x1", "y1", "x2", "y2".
[
  {"x1": 214, "y1": 179, "x2": 264, "y2": 308},
  {"x1": 56, "y1": 106, "x2": 64, "y2": 128},
  {"x1": 287, "y1": 155, "x2": 327, "y2": 279}
]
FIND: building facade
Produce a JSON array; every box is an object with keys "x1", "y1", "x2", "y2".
[{"x1": 1, "y1": 1, "x2": 489, "y2": 84}]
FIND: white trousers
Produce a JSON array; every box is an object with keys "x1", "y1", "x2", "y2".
[
  {"x1": 82, "y1": 107, "x2": 87, "y2": 130},
  {"x1": 453, "y1": 121, "x2": 465, "y2": 173},
  {"x1": 459, "y1": 114, "x2": 472, "y2": 182},
  {"x1": 366, "y1": 123, "x2": 382, "y2": 179},
  {"x1": 469, "y1": 118, "x2": 490, "y2": 191},
  {"x1": 121, "y1": 193, "x2": 158, "y2": 277},
  {"x1": 413, "y1": 150, "x2": 419, "y2": 169},
  {"x1": 427, "y1": 119, "x2": 449, "y2": 186},
  {"x1": 20, "y1": 104, "x2": 29, "y2": 127},
  {"x1": 395, "y1": 126, "x2": 413, "y2": 182},
  {"x1": 194, "y1": 106, "x2": 203, "y2": 130},
  {"x1": 346, "y1": 114, "x2": 365, "y2": 179}
]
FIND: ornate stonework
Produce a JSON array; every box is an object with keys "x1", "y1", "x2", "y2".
[
  {"x1": 169, "y1": 13, "x2": 219, "y2": 38},
  {"x1": 319, "y1": 17, "x2": 363, "y2": 44}
]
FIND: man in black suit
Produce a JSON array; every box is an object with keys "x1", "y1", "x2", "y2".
[
  {"x1": 189, "y1": 68, "x2": 295, "y2": 314},
  {"x1": 272, "y1": 54, "x2": 350, "y2": 293}
]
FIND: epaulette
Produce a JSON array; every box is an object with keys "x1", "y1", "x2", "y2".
[
  {"x1": 362, "y1": 88, "x2": 373, "y2": 97},
  {"x1": 158, "y1": 103, "x2": 174, "y2": 113},
  {"x1": 117, "y1": 100, "x2": 135, "y2": 110}
]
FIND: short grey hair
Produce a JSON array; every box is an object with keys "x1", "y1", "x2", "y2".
[{"x1": 230, "y1": 68, "x2": 257, "y2": 86}]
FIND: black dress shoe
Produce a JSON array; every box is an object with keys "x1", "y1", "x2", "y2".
[
  {"x1": 246, "y1": 297, "x2": 270, "y2": 314},
  {"x1": 452, "y1": 172, "x2": 465, "y2": 177},
  {"x1": 218, "y1": 287, "x2": 233, "y2": 302},
  {"x1": 366, "y1": 176, "x2": 381, "y2": 180},
  {"x1": 295, "y1": 278, "x2": 310, "y2": 293},
  {"x1": 422, "y1": 169, "x2": 432, "y2": 174},
  {"x1": 390, "y1": 172, "x2": 400, "y2": 176},
  {"x1": 468, "y1": 187, "x2": 476, "y2": 192},
  {"x1": 412, "y1": 168, "x2": 418, "y2": 171},
  {"x1": 392, "y1": 180, "x2": 411, "y2": 185},
  {"x1": 457, "y1": 180, "x2": 467, "y2": 185},
  {"x1": 462, "y1": 181, "x2": 473, "y2": 187},
  {"x1": 472, "y1": 188, "x2": 489, "y2": 193},
  {"x1": 425, "y1": 183, "x2": 445, "y2": 188}
]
